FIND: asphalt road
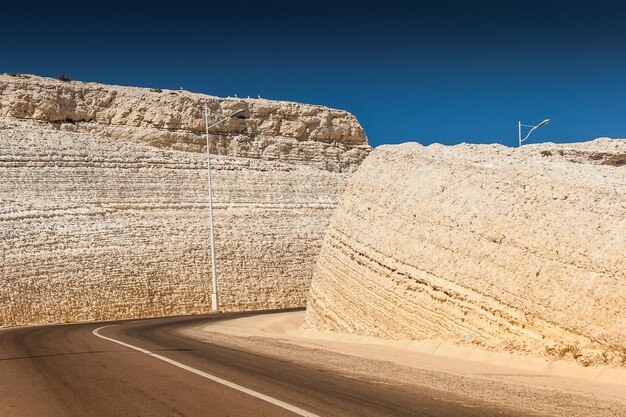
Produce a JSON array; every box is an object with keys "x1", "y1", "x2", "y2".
[{"x1": 0, "y1": 311, "x2": 535, "y2": 417}]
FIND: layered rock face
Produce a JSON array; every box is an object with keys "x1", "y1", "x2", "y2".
[
  {"x1": 0, "y1": 74, "x2": 370, "y2": 326},
  {"x1": 0, "y1": 74, "x2": 368, "y2": 172},
  {"x1": 306, "y1": 139, "x2": 626, "y2": 367}
]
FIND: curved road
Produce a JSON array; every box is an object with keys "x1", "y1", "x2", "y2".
[{"x1": 0, "y1": 311, "x2": 534, "y2": 417}]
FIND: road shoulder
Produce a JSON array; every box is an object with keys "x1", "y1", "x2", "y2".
[{"x1": 182, "y1": 311, "x2": 626, "y2": 417}]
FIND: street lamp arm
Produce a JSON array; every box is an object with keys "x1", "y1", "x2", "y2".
[
  {"x1": 206, "y1": 115, "x2": 233, "y2": 131},
  {"x1": 518, "y1": 119, "x2": 551, "y2": 147},
  {"x1": 522, "y1": 126, "x2": 538, "y2": 143},
  {"x1": 205, "y1": 106, "x2": 246, "y2": 127}
]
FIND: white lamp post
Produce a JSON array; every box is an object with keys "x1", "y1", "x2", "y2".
[
  {"x1": 203, "y1": 105, "x2": 245, "y2": 312},
  {"x1": 518, "y1": 119, "x2": 550, "y2": 147}
]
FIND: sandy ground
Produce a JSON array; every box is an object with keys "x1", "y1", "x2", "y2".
[{"x1": 183, "y1": 310, "x2": 626, "y2": 417}]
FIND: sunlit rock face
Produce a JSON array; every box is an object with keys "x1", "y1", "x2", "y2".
[
  {"x1": 306, "y1": 139, "x2": 626, "y2": 368},
  {"x1": 0, "y1": 74, "x2": 370, "y2": 326}
]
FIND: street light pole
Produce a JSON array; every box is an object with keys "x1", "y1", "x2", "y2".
[
  {"x1": 203, "y1": 105, "x2": 245, "y2": 312},
  {"x1": 518, "y1": 119, "x2": 550, "y2": 147}
]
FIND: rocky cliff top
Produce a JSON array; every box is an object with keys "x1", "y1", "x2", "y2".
[
  {"x1": 0, "y1": 73, "x2": 370, "y2": 172},
  {"x1": 387, "y1": 137, "x2": 625, "y2": 167}
]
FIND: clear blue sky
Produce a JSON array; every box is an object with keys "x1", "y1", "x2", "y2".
[{"x1": 1, "y1": 0, "x2": 625, "y2": 147}]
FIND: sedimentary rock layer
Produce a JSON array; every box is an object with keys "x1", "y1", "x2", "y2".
[
  {"x1": 0, "y1": 74, "x2": 370, "y2": 326},
  {"x1": 306, "y1": 139, "x2": 626, "y2": 367},
  {"x1": 0, "y1": 74, "x2": 369, "y2": 172}
]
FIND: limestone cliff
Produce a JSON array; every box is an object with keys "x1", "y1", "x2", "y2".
[
  {"x1": 0, "y1": 74, "x2": 370, "y2": 326},
  {"x1": 306, "y1": 139, "x2": 626, "y2": 368},
  {"x1": 0, "y1": 74, "x2": 368, "y2": 172}
]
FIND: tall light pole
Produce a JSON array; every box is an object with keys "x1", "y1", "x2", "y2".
[
  {"x1": 518, "y1": 119, "x2": 550, "y2": 147},
  {"x1": 203, "y1": 105, "x2": 245, "y2": 312}
]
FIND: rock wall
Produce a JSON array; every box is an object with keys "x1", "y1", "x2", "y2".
[
  {"x1": 306, "y1": 139, "x2": 626, "y2": 367},
  {"x1": 0, "y1": 74, "x2": 368, "y2": 172},
  {"x1": 0, "y1": 74, "x2": 370, "y2": 326}
]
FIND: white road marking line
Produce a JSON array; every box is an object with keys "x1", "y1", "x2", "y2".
[{"x1": 92, "y1": 325, "x2": 320, "y2": 417}]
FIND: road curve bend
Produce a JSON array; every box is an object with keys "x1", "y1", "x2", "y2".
[{"x1": 0, "y1": 311, "x2": 534, "y2": 417}]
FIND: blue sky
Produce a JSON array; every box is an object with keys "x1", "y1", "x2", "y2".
[{"x1": 1, "y1": 0, "x2": 625, "y2": 147}]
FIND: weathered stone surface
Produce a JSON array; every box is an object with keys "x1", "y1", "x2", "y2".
[
  {"x1": 306, "y1": 139, "x2": 626, "y2": 367},
  {"x1": 0, "y1": 74, "x2": 370, "y2": 326},
  {"x1": 0, "y1": 74, "x2": 369, "y2": 172}
]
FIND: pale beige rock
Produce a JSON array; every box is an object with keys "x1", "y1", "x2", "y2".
[
  {"x1": 306, "y1": 139, "x2": 626, "y2": 368},
  {"x1": 0, "y1": 74, "x2": 370, "y2": 326},
  {"x1": 0, "y1": 74, "x2": 369, "y2": 172}
]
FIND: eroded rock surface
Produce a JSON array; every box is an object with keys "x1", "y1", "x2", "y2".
[
  {"x1": 0, "y1": 74, "x2": 369, "y2": 172},
  {"x1": 0, "y1": 74, "x2": 370, "y2": 326},
  {"x1": 306, "y1": 139, "x2": 626, "y2": 367}
]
